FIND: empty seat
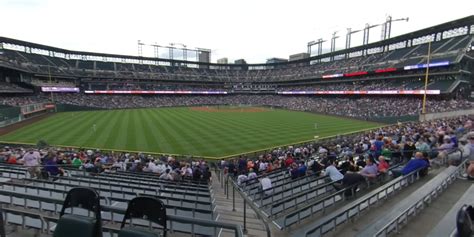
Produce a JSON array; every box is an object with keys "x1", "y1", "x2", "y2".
[
  {"x1": 53, "y1": 187, "x2": 102, "y2": 237},
  {"x1": 119, "y1": 197, "x2": 167, "y2": 237},
  {"x1": 456, "y1": 205, "x2": 474, "y2": 237}
]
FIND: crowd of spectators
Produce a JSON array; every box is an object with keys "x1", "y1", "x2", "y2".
[
  {"x1": 0, "y1": 82, "x2": 32, "y2": 93},
  {"x1": 0, "y1": 92, "x2": 472, "y2": 120},
  {"x1": 0, "y1": 147, "x2": 212, "y2": 183},
  {"x1": 0, "y1": 95, "x2": 46, "y2": 107},
  {"x1": 223, "y1": 115, "x2": 474, "y2": 194},
  {"x1": 48, "y1": 94, "x2": 473, "y2": 119}
]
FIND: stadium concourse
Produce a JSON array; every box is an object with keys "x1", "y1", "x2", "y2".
[{"x1": 0, "y1": 16, "x2": 473, "y2": 236}]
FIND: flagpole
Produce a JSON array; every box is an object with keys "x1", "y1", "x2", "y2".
[{"x1": 421, "y1": 40, "x2": 432, "y2": 115}]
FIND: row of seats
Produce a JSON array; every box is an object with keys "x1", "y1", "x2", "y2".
[
  {"x1": 0, "y1": 166, "x2": 213, "y2": 219},
  {"x1": 0, "y1": 163, "x2": 225, "y2": 236}
]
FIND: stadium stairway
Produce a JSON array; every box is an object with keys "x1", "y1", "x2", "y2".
[
  {"x1": 211, "y1": 172, "x2": 268, "y2": 237},
  {"x1": 277, "y1": 166, "x2": 444, "y2": 237},
  {"x1": 399, "y1": 180, "x2": 473, "y2": 237}
]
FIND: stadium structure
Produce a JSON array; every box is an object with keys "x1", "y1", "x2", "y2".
[{"x1": 0, "y1": 15, "x2": 472, "y2": 237}]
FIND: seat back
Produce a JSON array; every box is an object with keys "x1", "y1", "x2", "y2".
[
  {"x1": 456, "y1": 204, "x2": 474, "y2": 237},
  {"x1": 54, "y1": 187, "x2": 102, "y2": 237},
  {"x1": 120, "y1": 197, "x2": 167, "y2": 237}
]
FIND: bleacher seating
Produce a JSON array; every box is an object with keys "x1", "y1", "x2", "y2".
[
  {"x1": 0, "y1": 163, "x2": 247, "y2": 236},
  {"x1": 428, "y1": 184, "x2": 474, "y2": 237},
  {"x1": 0, "y1": 34, "x2": 471, "y2": 83},
  {"x1": 354, "y1": 165, "x2": 462, "y2": 237}
]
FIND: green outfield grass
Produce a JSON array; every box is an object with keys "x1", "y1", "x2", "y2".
[{"x1": 0, "y1": 106, "x2": 382, "y2": 158}]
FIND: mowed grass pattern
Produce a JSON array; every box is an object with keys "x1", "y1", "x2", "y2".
[{"x1": 0, "y1": 107, "x2": 382, "y2": 157}]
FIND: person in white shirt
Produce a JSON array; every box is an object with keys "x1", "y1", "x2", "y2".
[
  {"x1": 237, "y1": 173, "x2": 248, "y2": 186},
  {"x1": 448, "y1": 137, "x2": 470, "y2": 166},
  {"x1": 247, "y1": 169, "x2": 257, "y2": 180},
  {"x1": 260, "y1": 173, "x2": 272, "y2": 196},
  {"x1": 159, "y1": 169, "x2": 174, "y2": 180},
  {"x1": 323, "y1": 160, "x2": 344, "y2": 182},
  {"x1": 21, "y1": 149, "x2": 41, "y2": 178},
  {"x1": 143, "y1": 160, "x2": 156, "y2": 172},
  {"x1": 259, "y1": 161, "x2": 268, "y2": 172}
]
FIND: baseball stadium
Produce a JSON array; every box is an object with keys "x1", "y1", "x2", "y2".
[{"x1": 0, "y1": 8, "x2": 473, "y2": 237}]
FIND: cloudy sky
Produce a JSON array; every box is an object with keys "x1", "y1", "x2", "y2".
[{"x1": 0, "y1": 0, "x2": 472, "y2": 63}]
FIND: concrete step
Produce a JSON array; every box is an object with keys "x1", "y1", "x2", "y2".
[{"x1": 211, "y1": 172, "x2": 269, "y2": 237}]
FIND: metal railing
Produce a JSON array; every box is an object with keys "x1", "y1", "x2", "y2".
[
  {"x1": 225, "y1": 174, "x2": 272, "y2": 237},
  {"x1": 304, "y1": 168, "x2": 421, "y2": 236},
  {"x1": 374, "y1": 158, "x2": 467, "y2": 237}
]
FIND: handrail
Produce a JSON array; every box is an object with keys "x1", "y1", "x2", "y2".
[
  {"x1": 227, "y1": 174, "x2": 272, "y2": 237},
  {"x1": 374, "y1": 155, "x2": 466, "y2": 237},
  {"x1": 0, "y1": 209, "x2": 5, "y2": 237},
  {"x1": 303, "y1": 168, "x2": 422, "y2": 236},
  {"x1": 302, "y1": 146, "x2": 465, "y2": 236}
]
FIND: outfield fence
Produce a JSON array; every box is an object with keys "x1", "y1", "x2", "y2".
[{"x1": 0, "y1": 106, "x2": 21, "y2": 128}]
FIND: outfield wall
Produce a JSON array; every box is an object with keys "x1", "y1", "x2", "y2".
[
  {"x1": 0, "y1": 106, "x2": 22, "y2": 128},
  {"x1": 419, "y1": 109, "x2": 474, "y2": 122},
  {"x1": 56, "y1": 104, "x2": 105, "y2": 112}
]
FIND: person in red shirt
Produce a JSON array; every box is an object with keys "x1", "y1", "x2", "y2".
[
  {"x1": 6, "y1": 155, "x2": 17, "y2": 164},
  {"x1": 285, "y1": 153, "x2": 294, "y2": 167},
  {"x1": 378, "y1": 155, "x2": 390, "y2": 174}
]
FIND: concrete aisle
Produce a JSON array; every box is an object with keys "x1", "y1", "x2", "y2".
[{"x1": 211, "y1": 172, "x2": 269, "y2": 237}]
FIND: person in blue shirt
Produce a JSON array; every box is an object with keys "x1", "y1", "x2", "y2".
[
  {"x1": 401, "y1": 152, "x2": 429, "y2": 175},
  {"x1": 43, "y1": 153, "x2": 63, "y2": 177},
  {"x1": 298, "y1": 162, "x2": 307, "y2": 177},
  {"x1": 373, "y1": 135, "x2": 385, "y2": 157}
]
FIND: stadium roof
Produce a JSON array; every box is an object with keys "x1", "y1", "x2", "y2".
[{"x1": 0, "y1": 15, "x2": 473, "y2": 67}]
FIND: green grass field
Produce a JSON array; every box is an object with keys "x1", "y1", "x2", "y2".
[{"x1": 0, "y1": 106, "x2": 382, "y2": 158}]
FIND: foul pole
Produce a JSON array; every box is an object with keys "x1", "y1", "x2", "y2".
[{"x1": 421, "y1": 40, "x2": 432, "y2": 114}]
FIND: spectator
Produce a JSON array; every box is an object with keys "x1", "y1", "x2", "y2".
[
  {"x1": 21, "y1": 148, "x2": 41, "y2": 178},
  {"x1": 359, "y1": 157, "x2": 378, "y2": 179},
  {"x1": 323, "y1": 160, "x2": 344, "y2": 182},
  {"x1": 159, "y1": 169, "x2": 174, "y2": 180},
  {"x1": 378, "y1": 156, "x2": 390, "y2": 173},
  {"x1": 393, "y1": 152, "x2": 429, "y2": 177},
  {"x1": 260, "y1": 173, "x2": 273, "y2": 196}
]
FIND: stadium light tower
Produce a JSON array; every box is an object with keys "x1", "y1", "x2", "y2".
[
  {"x1": 381, "y1": 16, "x2": 409, "y2": 40},
  {"x1": 307, "y1": 38, "x2": 326, "y2": 57},
  {"x1": 345, "y1": 28, "x2": 362, "y2": 49},
  {"x1": 151, "y1": 43, "x2": 160, "y2": 59},
  {"x1": 307, "y1": 40, "x2": 316, "y2": 55},
  {"x1": 137, "y1": 40, "x2": 145, "y2": 57},
  {"x1": 330, "y1": 31, "x2": 339, "y2": 61},
  {"x1": 363, "y1": 23, "x2": 379, "y2": 46}
]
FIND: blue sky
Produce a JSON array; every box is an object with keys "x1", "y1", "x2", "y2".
[{"x1": 0, "y1": 0, "x2": 472, "y2": 63}]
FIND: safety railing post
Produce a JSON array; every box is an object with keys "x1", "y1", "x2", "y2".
[
  {"x1": 243, "y1": 198, "x2": 248, "y2": 234},
  {"x1": 0, "y1": 209, "x2": 5, "y2": 237},
  {"x1": 226, "y1": 176, "x2": 229, "y2": 199},
  {"x1": 233, "y1": 185, "x2": 236, "y2": 211}
]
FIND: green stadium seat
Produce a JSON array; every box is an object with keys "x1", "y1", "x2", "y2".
[
  {"x1": 53, "y1": 187, "x2": 102, "y2": 237},
  {"x1": 119, "y1": 197, "x2": 167, "y2": 237}
]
